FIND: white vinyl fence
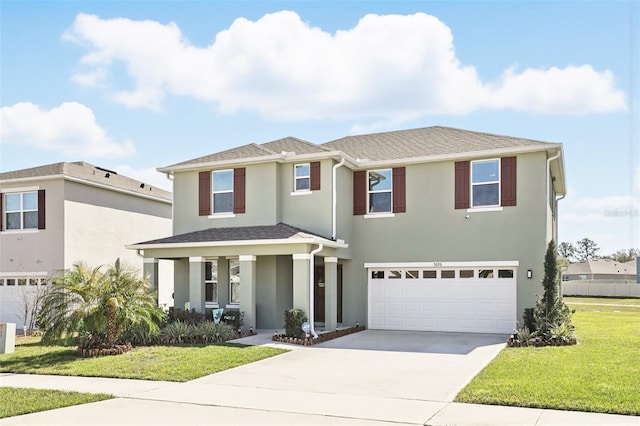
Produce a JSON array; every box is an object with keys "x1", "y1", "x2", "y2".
[{"x1": 562, "y1": 280, "x2": 640, "y2": 297}]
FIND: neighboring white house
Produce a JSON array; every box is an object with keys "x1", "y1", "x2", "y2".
[{"x1": 0, "y1": 161, "x2": 174, "y2": 329}]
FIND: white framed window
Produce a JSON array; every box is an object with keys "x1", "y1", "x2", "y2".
[
  {"x1": 5, "y1": 192, "x2": 38, "y2": 230},
  {"x1": 229, "y1": 259, "x2": 240, "y2": 304},
  {"x1": 368, "y1": 169, "x2": 392, "y2": 213},
  {"x1": 471, "y1": 159, "x2": 500, "y2": 207},
  {"x1": 212, "y1": 170, "x2": 234, "y2": 214},
  {"x1": 294, "y1": 163, "x2": 311, "y2": 192},
  {"x1": 205, "y1": 261, "x2": 218, "y2": 305}
]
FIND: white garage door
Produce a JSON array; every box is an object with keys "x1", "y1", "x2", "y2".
[{"x1": 367, "y1": 262, "x2": 517, "y2": 334}]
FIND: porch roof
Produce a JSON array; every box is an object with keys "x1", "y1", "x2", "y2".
[{"x1": 126, "y1": 222, "x2": 348, "y2": 250}]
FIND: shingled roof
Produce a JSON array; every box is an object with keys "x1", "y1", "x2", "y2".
[
  {"x1": 322, "y1": 126, "x2": 557, "y2": 161},
  {"x1": 0, "y1": 161, "x2": 172, "y2": 202},
  {"x1": 162, "y1": 137, "x2": 330, "y2": 170},
  {"x1": 130, "y1": 222, "x2": 338, "y2": 247},
  {"x1": 158, "y1": 126, "x2": 560, "y2": 173}
]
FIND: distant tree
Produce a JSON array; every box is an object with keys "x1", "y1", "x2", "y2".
[
  {"x1": 558, "y1": 242, "x2": 576, "y2": 262},
  {"x1": 574, "y1": 237, "x2": 600, "y2": 262},
  {"x1": 607, "y1": 248, "x2": 640, "y2": 263}
]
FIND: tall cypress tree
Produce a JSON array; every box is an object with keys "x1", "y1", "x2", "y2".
[{"x1": 534, "y1": 240, "x2": 572, "y2": 337}]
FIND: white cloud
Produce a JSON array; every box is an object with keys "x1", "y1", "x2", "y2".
[
  {"x1": 63, "y1": 11, "x2": 627, "y2": 120},
  {"x1": 0, "y1": 102, "x2": 135, "y2": 158},
  {"x1": 113, "y1": 165, "x2": 172, "y2": 192},
  {"x1": 573, "y1": 195, "x2": 640, "y2": 211}
]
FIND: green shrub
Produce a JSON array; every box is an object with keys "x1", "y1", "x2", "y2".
[
  {"x1": 284, "y1": 309, "x2": 307, "y2": 339},
  {"x1": 221, "y1": 310, "x2": 243, "y2": 331},
  {"x1": 160, "y1": 320, "x2": 194, "y2": 344},
  {"x1": 168, "y1": 308, "x2": 205, "y2": 325},
  {"x1": 522, "y1": 308, "x2": 535, "y2": 332},
  {"x1": 196, "y1": 321, "x2": 236, "y2": 343}
]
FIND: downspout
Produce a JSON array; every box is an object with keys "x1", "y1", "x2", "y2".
[
  {"x1": 309, "y1": 243, "x2": 324, "y2": 338},
  {"x1": 332, "y1": 157, "x2": 346, "y2": 240}
]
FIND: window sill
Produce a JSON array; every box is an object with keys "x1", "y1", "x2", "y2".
[
  {"x1": 205, "y1": 303, "x2": 219, "y2": 309},
  {"x1": 226, "y1": 304, "x2": 240, "y2": 309},
  {"x1": 290, "y1": 191, "x2": 313, "y2": 196},
  {"x1": 364, "y1": 213, "x2": 395, "y2": 219},
  {"x1": 467, "y1": 206, "x2": 503, "y2": 213},
  {"x1": 208, "y1": 213, "x2": 236, "y2": 219},
  {"x1": 1, "y1": 229, "x2": 40, "y2": 234}
]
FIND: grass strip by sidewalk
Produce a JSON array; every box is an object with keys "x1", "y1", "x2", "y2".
[
  {"x1": 0, "y1": 387, "x2": 112, "y2": 419},
  {"x1": 1, "y1": 339, "x2": 288, "y2": 382},
  {"x1": 456, "y1": 298, "x2": 640, "y2": 415}
]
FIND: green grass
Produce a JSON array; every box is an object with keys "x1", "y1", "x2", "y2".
[
  {"x1": 456, "y1": 297, "x2": 640, "y2": 415},
  {"x1": 0, "y1": 387, "x2": 112, "y2": 419},
  {"x1": 1, "y1": 338, "x2": 288, "y2": 382}
]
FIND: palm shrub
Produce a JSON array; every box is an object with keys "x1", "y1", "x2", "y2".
[
  {"x1": 159, "y1": 320, "x2": 193, "y2": 344},
  {"x1": 39, "y1": 259, "x2": 165, "y2": 348},
  {"x1": 533, "y1": 240, "x2": 574, "y2": 340},
  {"x1": 196, "y1": 321, "x2": 236, "y2": 343}
]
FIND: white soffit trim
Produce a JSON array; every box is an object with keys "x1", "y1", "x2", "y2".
[
  {"x1": 324, "y1": 257, "x2": 338, "y2": 263},
  {"x1": 364, "y1": 261, "x2": 520, "y2": 268},
  {"x1": 189, "y1": 256, "x2": 206, "y2": 263},
  {"x1": 0, "y1": 185, "x2": 40, "y2": 192},
  {"x1": 239, "y1": 255, "x2": 257, "y2": 262},
  {"x1": 0, "y1": 271, "x2": 49, "y2": 277},
  {"x1": 293, "y1": 254, "x2": 312, "y2": 260}
]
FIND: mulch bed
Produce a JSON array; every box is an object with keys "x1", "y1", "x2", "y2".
[
  {"x1": 272, "y1": 325, "x2": 365, "y2": 346},
  {"x1": 507, "y1": 337, "x2": 577, "y2": 347},
  {"x1": 77, "y1": 343, "x2": 133, "y2": 358}
]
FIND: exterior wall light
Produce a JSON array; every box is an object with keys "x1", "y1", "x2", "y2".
[{"x1": 527, "y1": 269, "x2": 533, "y2": 279}]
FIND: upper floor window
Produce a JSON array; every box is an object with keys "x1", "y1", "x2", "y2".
[
  {"x1": 455, "y1": 157, "x2": 516, "y2": 210},
  {"x1": 5, "y1": 192, "x2": 38, "y2": 230},
  {"x1": 294, "y1": 163, "x2": 310, "y2": 192},
  {"x1": 471, "y1": 159, "x2": 500, "y2": 207},
  {"x1": 212, "y1": 170, "x2": 233, "y2": 214},
  {"x1": 368, "y1": 169, "x2": 392, "y2": 213},
  {"x1": 199, "y1": 168, "x2": 245, "y2": 216}
]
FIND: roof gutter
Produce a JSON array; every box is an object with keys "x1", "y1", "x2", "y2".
[{"x1": 547, "y1": 149, "x2": 562, "y2": 205}]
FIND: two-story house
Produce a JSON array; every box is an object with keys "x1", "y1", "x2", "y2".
[
  {"x1": 129, "y1": 126, "x2": 565, "y2": 335},
  {"x1": 0, "y1": 161, "x2": 174, "y2": 328}
]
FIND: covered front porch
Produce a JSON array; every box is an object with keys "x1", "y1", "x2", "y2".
[{"x1": 127, "y1": 223, "x2": 349, "y2": 332}]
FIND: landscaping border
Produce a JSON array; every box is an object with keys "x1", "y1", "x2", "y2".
[{"x1": 272, "y1": 325, "x2": 365, "y2": 346}]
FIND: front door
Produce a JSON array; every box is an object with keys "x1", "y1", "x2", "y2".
[
  {"x1": 314, "y1": 265, "x2": 344, "y2": 324},
  {"x1": 314, "y1": 266, "x2": 325, "y2": 322}
]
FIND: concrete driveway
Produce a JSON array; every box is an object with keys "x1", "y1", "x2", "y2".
[{"x1": 127, "y1": 330, "x2": 506, "y2": 424}]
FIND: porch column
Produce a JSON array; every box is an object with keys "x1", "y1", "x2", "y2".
[
  {"x1": 143, "y1": 258, "x2": 159, "y2": 305},
  {"x1": 189, "y1": 257, "x2": 206, "y2": 313},
  {"x1": 239, "y1": 255, "x2": 256, "y2": 331},
  {"x1": 292, "y1": 254, "x2": 311, "y2": 316},
  {"x1": 324, "y1": 257, "x2": 338, "y2": 331},
  {"x1": 217, "y1": 257, "x2": 230, "y2": 307}
]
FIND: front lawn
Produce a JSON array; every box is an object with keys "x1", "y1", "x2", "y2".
[
  {"x1": 0, "y1": 387, "x2": 112, "y2": 419},
  {"x1": 456, "y1": 297, "x2": 640, "y2": 415},
  {"x1": 0, "y1": 337, "x2": 287, "y2": 382}
]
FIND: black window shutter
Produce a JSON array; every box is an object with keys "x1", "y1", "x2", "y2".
[
  {"x1": 454, "y1": 161, "x2": 470, "y2": 209},
  {"x1": 37, "y1": 189, "x2": 46, "y2": 229},
  {"x1": 198, "y1": 171, "x2": 211, "y2": 216},
  {"x1": 501, "y1": 157, "x2": 517, "y2": 206},
  {"x1": 310, "y1": 162, "x2": 321, "y2": 191},
  {"x1": 353, "y1": 171, "x2": 366, "y2": 215},
  {"x1": 233, "y1": 168, "x2": 246, "y2": 214},
  {"x1": 392, "y1": 167, "x2": 406, "y2": 213}
]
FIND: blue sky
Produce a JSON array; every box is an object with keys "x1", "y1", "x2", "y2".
[{"x1": 1, "y1": 1, "x2": 638, "y2": 255}]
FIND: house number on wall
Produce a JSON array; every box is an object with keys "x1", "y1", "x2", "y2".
[{"x1": 433, "y1": 262, "x2": 443, "y2": 267}]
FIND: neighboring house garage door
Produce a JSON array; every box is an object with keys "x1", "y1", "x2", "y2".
[{"x1": 366, "y1": 262, "x2": 517, "y2": 334}]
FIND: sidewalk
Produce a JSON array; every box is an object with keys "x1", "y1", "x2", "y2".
[{"x1": 1, "y1": 372, "x2": 638, "y2": 425}]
